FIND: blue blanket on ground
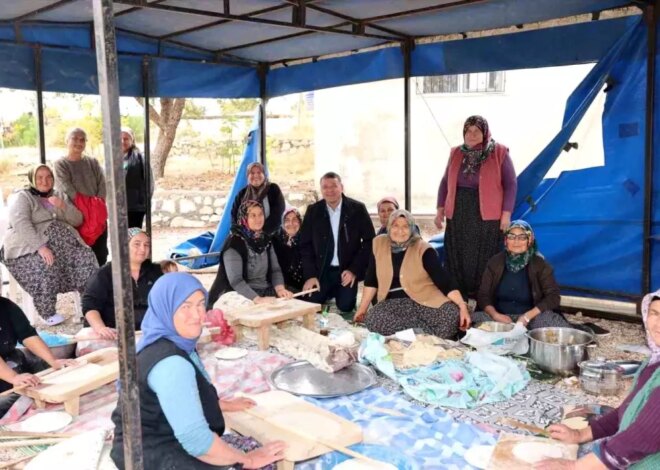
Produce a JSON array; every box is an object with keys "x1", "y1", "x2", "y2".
[{"x1": 296, "y1": 386, "x2": 496, "y2": 470}]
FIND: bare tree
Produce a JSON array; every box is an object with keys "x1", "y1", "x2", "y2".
[{"x1": 135, "y1": 97, "x2": 186, "y2": 178}]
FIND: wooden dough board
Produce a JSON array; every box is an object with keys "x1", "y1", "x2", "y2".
[
  {"x1": 18, "y1": 347, "x2": 119, "y2": 416},
  {"x1": 487, "y1": 432, "x2": 578, "y2": 470},
  {"x1": 224, "y1": 390, "x2": 362, "y2": 467},
  {"x1": 225, "y1": 298, "x2": 321, "y2": 350}
]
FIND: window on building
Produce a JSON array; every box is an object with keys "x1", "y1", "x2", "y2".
[{"x1": 418, "y1": 71, "x2": 506, "y2": 94}]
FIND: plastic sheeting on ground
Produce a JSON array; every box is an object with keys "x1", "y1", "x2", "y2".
[{"x1": 168, "y1": 107, "x2": 263, "y2": 269}]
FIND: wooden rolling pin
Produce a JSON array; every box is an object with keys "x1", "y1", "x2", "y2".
[
  {"x1": 242, "y1": 408, "x2": 383, "y2": 466},
  {"x1": 0, "y1": 359, "x2": 88, "y2": 397},
  {"x1": 0, "y1": 437, "x2": 66, "y2": 448},
  {"x1": 499, "y1": 418, "x2": 550, "y2": 437},
  {"x1": 0, "y1": 431, "x2": 77, "y2": 439}
]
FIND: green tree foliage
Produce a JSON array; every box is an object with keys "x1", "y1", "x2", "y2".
[{"x1": 4, "y1": 112, "x2": 37, "y2": 147}]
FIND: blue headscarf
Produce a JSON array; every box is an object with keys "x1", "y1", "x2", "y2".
[{"x1": 137, "y1": 273, "x2": 207, "y2": 354}]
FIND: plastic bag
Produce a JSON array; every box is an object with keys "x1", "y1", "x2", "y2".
[
  {"x1": 205, "y1": 309, "x2": 235, "y2": 345},
  {"x1": 460, "y1": 323, "x2": 529, "y2": 355}
]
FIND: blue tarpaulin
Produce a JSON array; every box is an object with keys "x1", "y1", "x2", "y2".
[{"x1": 167, "y1": 107, "x2": 262, "y2": 269}]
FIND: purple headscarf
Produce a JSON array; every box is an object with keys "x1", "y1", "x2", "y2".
[
  {"x1": 137, "y1": 273, "x2": 207, "y2": 354},
  {"x1": 641, "y1": 290, "x2": 660, "y2": 365}
]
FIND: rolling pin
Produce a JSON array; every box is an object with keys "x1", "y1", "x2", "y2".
[
  {"x1": 499, "y1": 418, "x2": 550, "y2": 437},
  {"x1": 242, "y1": 407, "x2": 383, "y2": 466},
  {"x1": 0, "y1": 359, "x2": 88, "y2": 397}
]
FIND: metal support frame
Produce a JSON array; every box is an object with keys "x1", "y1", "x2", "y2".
[
  {"x1": 142, "y1": 57, "x2": 152, "y2": 238},
  {"x1": 33, "y1": 47, "x2": 46, "y2": 164},
  {"x1": 259, "y1": 64, "x2": 268, "y2": 165},
  {"x1": 643, "y1": 0, "x2": 658, "y2": 296},
  {"x1": 91, "y1": 1, "x2": 143, "y2": 469},
  {"x1": 403, "y1": 40, "x2": 413, "y2": 211}
]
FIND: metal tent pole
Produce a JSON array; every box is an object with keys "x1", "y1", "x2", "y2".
[
  {"x1": 643, "y1": 0, "x2": 658, "y2": 297},
  {"x1": 91, "y1": 1, "x2": 143, "y2": 468},
  {"x1": 259, "y1": 64, "x2": 268, "y2": 165},
  {"x1": 34, "y1": 47, "x2": 46, "y2": 164},
  {"x1": 142, "y1": 57, "x2": 152, "y2": 238},
  {"x1": 403, "y1": 40, "x2": 413, "y2": 211}
]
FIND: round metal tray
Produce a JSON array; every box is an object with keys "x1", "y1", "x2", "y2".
[{"x1": 269, "y1": 360, "x2": 377, "y2": 398}]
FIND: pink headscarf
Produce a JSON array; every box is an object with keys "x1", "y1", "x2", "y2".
[{"x1": 641, "y1": 290, "x2": 660, "y2": 364}]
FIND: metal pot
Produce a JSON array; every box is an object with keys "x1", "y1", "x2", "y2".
[
  {"x1": 526, "y1": 327, "x2": 596, "y2": 376},
  {"x1": 578, "y1": 359, "x2": 624, "y2": 395}
]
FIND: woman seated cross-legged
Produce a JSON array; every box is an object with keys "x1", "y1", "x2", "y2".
[
  {"x1": 0, "y1": 164, "x2": 98, "y2": 326},
  {"x1": 471, "y1": 220, "x2": 570, "y2": 329},
  {"x1": 82, "y1": 228, "x2": 167, "y2": 340},
  {"x1": 110, "y1": 273, "x2": 286, "y2": 469},
  {"x1": 272, "y1": 207, "x2": 304, "y2": 293},
  {"x1": 207, "y1": 200, "x2": 293, "y2": 309},
  {"x1": 354, "y1": 210, "x2": 471, "y2": 339}
]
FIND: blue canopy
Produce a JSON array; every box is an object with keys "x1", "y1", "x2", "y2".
[{"x1": 0, "y1": 1, "x2": 635, "y2": 97}]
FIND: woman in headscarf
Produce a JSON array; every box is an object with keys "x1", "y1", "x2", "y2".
[
  {"x1": 354, "y1": 210, "x2": 470, "y2": 339},
  {"x1": 435, "y1": 116, "x2": 517, "y2": 299},
  {"x1": 81, "y1": 228, "x2": 166, "y2": 341},
  {"x1": 272, "y1": 207, "x2": 304, "y2": 292},
  {"x1": 534, "y1": 290, "x2": 660, "y2": 469},
  {"x1": 230, "y1": 163, "x2": 285, "y2": 236},
  {"x1": 121, "y1": 126, "x2": 153, "y2": 229},
  {"x1": 472, "y1": 220, "x2": 570, "y2": 329},
  {"x1": 110, "y1": 273, "x2": 286, "y2": 469},
  {"x1": 207, "y1": 200, "x2": 293, "y2": 308},
  {"x1": 376, "y1": 197, "x2": 399, "y2": 236},
  {"x1": 0, "y1": 164, "x2": 98, "y2": 326}
]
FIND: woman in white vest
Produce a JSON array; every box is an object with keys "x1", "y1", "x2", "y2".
[{"x1": 354, "y1": 210, "x2": 470, "y2": 339}]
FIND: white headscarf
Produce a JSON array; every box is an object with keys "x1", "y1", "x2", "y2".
[{"x1": 641, "y1": 289, "x2": 660, "y2": 365}]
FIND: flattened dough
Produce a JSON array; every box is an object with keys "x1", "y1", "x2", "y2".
[
  {"x1": 561, "y1": 417, "x2": 589, "y2": 430},
  {"x1": 512, "y1": 442, "x2": 563, "y2": 463},
  {"x1": 332, "y1": 459, "x2": 397, "y2": 470},
  {"x1": 43, "y1": 364, "x2": 103, "y2": 385}
]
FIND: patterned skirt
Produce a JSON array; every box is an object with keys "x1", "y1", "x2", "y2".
[
  {"x1": 364, "y1": 297, "x2": 461, "y2": 339},
  {"x1": 445, "y1": 188, "x2": 501, "y2": 299},
  {"x1": 2, "y1": 222, "x2": 98, "y2": 320}
]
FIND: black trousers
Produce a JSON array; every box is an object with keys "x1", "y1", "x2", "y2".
[
  {"x1": 91, "y1": 227, "x2": 109, "y2": 266},
  {"x1": 306, "y1": 266, "x2": 358, "y2": 313},
  {"x1": 127, "y1": 211, "x2": 146, "y2": 229}
]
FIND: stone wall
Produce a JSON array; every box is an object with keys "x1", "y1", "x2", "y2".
[{"x1": 151, "y1": 186, "x2": 318, "y2": 228}]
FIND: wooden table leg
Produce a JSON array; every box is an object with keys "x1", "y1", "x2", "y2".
[
  {"x1": 277, "y1": 460, "x2": 295, "y2": 470},
  {"x1": 257, "y1": 326, "x2": 270, "y2": 350},
  {"x1": 34, "y1": 399, "x2": 46, "y2": 409},
  {"x1": 302, "y1": 312, "x2": 315, "y2": 330},
  {"x1": 63, "y1": 398, "x2": 79, "y2": 417}
]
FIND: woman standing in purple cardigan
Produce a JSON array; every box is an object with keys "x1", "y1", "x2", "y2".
[
  {"x1": 535, "y1": 290, "x2": 660, "y2": 469},
  {"x1": 435, "y1": 116, "x2": 517, "y2": 299}
]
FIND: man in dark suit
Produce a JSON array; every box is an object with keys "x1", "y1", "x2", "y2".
[{"x1": 299, "y1": 172, "x2": 376, "y2": 313}]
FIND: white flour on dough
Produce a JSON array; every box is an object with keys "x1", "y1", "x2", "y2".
[
  {"x1": 332, "y1": 459, "x2": 397, "y2": 470},
  {"x1": 512, "y1": 442, "x2": 564, "y2": 463}
]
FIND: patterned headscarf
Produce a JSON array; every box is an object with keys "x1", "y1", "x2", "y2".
[
  {"x1": 26, "y1": 164, "x2": 55, "y2": 198},
  {"x1": 504, "y1": 220, "x2": 538, "y2": 273},
  {"x1": 137, "y1": 273, "x2": 207, "y2": 354},
  {"x1": 279, "y1": 206, "x2": 302, "y2": 247},
  {"x1": 387, "y1": 209, "x2": 421, "y2": 254},
  {"x1": 242, "y1": 162, "x2": 271, "y2": 204},
  {"x1": 231, "y1": 199, "x2": 271, "y2": 254},
  {"x1": 128, "y1": 227, "x2": 146, "y2": 241},
  {"x1": 460, "y1": 115, "x2": 496, "y2": 176},
  {"x1": 640, "y1": 290, "x2": 660, "y2": 365}
]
